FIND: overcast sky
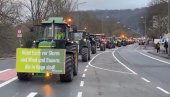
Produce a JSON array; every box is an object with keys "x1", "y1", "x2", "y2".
[{"x1": 77, "y1": 0, "x2": 151, "y2": 10}]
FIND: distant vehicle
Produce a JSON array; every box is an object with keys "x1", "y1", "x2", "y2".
[
  {"x1": 98, "y1": 35, "x2": 107, "y2": 51},
  {"x1": 121, "y1": 39, "x2": 128, "y2": 46},
  {"x1": 117, "y1": 40, "x2": 122, "y2": 47},
  {"x1": 91, "y1": 34, "x2": 106, "y2": 51},
  {"x1": 106, "y1": 37, "x2": 114, "y2": 49},
  {"x1": 138, "y1": 40, "x2": 145, "y2": 45},
  {"x1": 89, "y1": 34, "x2": 97, "y2": 54},
  {"x1": 115, "y1": 37, "x2": 122, "y2": 47},
  {"x1": 127, "y1": 39, "x2": 135, "y2": 44}
]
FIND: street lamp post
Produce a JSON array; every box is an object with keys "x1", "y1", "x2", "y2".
[
  {"x1": 141, "y1": 16, "x2": 147, "y2": 48},
  {"x1": 141, "y1": 16, "x2": 147, "y2": 38},
  {"x1": 168, "y1": 0, "x2": 170, "y2": 56}
]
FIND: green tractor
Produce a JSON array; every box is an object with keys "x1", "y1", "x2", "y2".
[
  {"x1": 72, "y1": 30, "x2": 91, "y2": 62},
  {"x1": 89, "y1": 34, "x2": 97, "y2": 54},
  {"x1": 16, "y1": 17, "x2": 78, "y2": 82}
]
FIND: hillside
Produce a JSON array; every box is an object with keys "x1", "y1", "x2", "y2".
[{"x1": 86, "y1": 7, "x2": 148, "y2": 35}]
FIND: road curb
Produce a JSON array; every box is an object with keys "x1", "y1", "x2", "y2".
[
  {"x1": 0, "y1": 58, "x2": 5, "y2": 60},
  {"x1": 0, "y1": 56, "x2": 16, "y2": 60}
]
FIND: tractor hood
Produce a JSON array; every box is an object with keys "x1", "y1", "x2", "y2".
[{"x1": 38, "y1": 41, "x2": 56, "y2": 48}]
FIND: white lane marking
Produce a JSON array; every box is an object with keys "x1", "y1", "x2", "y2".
[
  {"x1": 0, "y1": 69, "x2": 11, "y2": 74},
  {"x1": 112, "y1": 49, "x2": 138, "y2": 75},
  {"x1": 82, "y1": 74, "x2": 86, "y2": 78},
  {"x1": 0, "y1": 77, "x2": 17, "y2": 88},
  {"x1": 77, "y1": 92, "x2": 82, "y2": 97},
  {"x1": 88, "y1": 50, "x2": 135, "y2": 75},
  {"x1": 80, "y1": 81, "x2": 84, "y2": 87},
  {"x1": 156, "y1": 87, "x2": 170, "y2": 94},
  {"x1": 136, "y1": 46, "x2": 140, "y2": 50},
  {"x1": 139, "y1": 52, "x2": 170, "y2": 65},
  {"x1": 89, "y1": 63, "x2": 134, "y2": 75},
  {"x1": 84, "y1": 69, "x2": 87, "y2": 72},
  {"x1": 141, "y1": 77, "x2": 151, "y2": 83},
  {"x1": 86, "y1": 65, "x2": 89, "y2": 68},
  {"x1": 26, "y1": 92, "x2": 38, "y2": 97}
]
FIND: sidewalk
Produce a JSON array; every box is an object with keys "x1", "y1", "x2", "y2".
[{"x1": 144, "y1": 45, "x2": 170, "y2": 59}]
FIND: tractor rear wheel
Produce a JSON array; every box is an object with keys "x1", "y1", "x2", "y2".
[
  {"x1": 73, "y1": 53, "x2": 78, "y2": 76},
  {"x1": 88, "y1": 49, "x2": 91, "y2": 60},
  {"x1": 60, "y1": 55, "x2": 74, "y2": 82},
  {"x1": 104, "y1": 45, "x2": 106, "y2": 51},
  {"x1": 91, "y1": 45, "x2": 96, "y2": 54},
  {"x1": 100, "y1": 45, "x2": 105, "y2": 51},
  {"x1": 17, "y1": 73, "x2": 32, "y2": 81}
]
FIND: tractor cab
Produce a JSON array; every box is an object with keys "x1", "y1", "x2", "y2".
[
  {"x1": 34, "y1": 17, "x2": 72, "y2": 49},
  {"x1": 72, "y1": 30, "x2": 91, "y2": 62},
  {"x1": 73, "y1": 30, "x2": 89, "y2": 42}
]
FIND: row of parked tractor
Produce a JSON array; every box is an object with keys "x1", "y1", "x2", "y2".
[
  {"x1": 88, "y1": 34, "x2": 135, "y2": 51},
  {"x1": 72, "y1": 30, "x2": 136, "y2": 63}
]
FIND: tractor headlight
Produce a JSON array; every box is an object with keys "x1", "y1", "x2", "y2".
[
  {"x1": 45, "y1": 72, "x2": 51, "y2": 78},
  {"x1": 33, "y1": 40, "x2": 36, "y2": 43},
  {"x1": 83, "y1": 39, "x2": 86, "y2": 42}
]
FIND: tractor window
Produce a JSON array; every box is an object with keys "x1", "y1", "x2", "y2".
[
  {"x1": 42, "y1": 25, "x2": 65, "y2": 40},
  {"x1": 73, "y1": 32, "x2": 83, "y2": 41},
  {"x1": 54, "y1": 26, "x2": 65, "y2": 40},
  {"x1": 43, "y1": 26, "x2": 52, "y2": 39}
]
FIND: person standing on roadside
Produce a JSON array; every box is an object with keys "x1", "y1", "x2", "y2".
[
  {"x1": 164, "y1": 40, "x2": 168, "y2": 54},
  {"x1": 156, "y1": 42, "x2": 160, "y2": 53}
]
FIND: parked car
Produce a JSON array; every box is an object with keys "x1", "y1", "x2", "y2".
[{"x1": 138, "y1": 40, "x2": 145, "y2": 45}]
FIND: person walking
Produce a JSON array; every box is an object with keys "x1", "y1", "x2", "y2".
[
  {"x1": 164, "y1": 40, "x2": 168, "y2": 54},
  {"x1": 156, "y1": 42, "x2": 160, "y2": 53}
]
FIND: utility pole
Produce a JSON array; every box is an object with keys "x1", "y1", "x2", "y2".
[{"x1": 168, "y1": 0, "x2": 170, "y2": 56}]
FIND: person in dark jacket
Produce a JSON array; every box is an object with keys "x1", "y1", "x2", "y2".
[
  {"x1": 164, "y1": 40, "x2": 168, "y2": 53},
  {"x1": 156, "y1": 42, "x2": 160, "y2": 53}
]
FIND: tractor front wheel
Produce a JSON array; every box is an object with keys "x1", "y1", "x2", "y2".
[
  {"x1": 17, "y1": 73, "x2": 32, "y2": 81},
  {"x1": 60, "y1": 55, "x2": 74, "y2": 82},
  {"x1": 91, "y1": 45, "x2": 96, "y2": 54},
  {"x1": 82, "y1": 48, "x2": 88, "y2": 62}
]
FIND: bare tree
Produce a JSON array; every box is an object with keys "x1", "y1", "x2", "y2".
[
  {"x1": 0, "y1": 0, "x2": 22, "y2": 24},
  {"x1": 21, "y1": 0, "x2": 78, "y2": 25},
  {"x1": 0, "y1": 0, "x2": 22, "y2": 56},
  {"x1": 144, "y1": 0, "x2": 169, "y2": 38}
]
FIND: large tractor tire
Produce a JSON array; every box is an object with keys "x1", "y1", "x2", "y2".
[
  {"x1": 100, "y1": 44, "x2": 105, "y2": 51},
  {"x1": 100, "y1": 45, "x2": 103, "y2": 51},
  {"x1": 108, "y1": 44, "x2": 112, "y2": 49},
  {"x1": 73, "y1": 63, "x2": 78, "y2": 76},
  {"x1": 88, "y1": 49, "x2": 91, "y2": 60},
  {"x1": 60, "y1": 55, "x2": 74, "y2": 82},
  {"x1": 17, "y1": 73, "x2": 32, "y2": 81},
  {"x1": 100, "y1": 46, "x2": 103, "y2": 51},
  {"x1": 104, "y1": 45, "x2": 106, "y2": 51},
  {"x1": 82, "y1": 48, "x2": 88, "y2": 62},
  {"x1": 91, "y1": 45, "x2": 96, "y2": 54},
  {"x1": 73, "y1": 53, "x2": 78, "y2": 76}
]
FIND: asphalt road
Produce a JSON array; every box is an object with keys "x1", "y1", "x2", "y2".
[{"x1": 0, "y1": 44, "x2": 170, "y2": 97}]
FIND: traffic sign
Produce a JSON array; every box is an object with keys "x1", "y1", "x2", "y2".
[{"x1": 17, "y1": 29, "x2": 22, "y2": 37}]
